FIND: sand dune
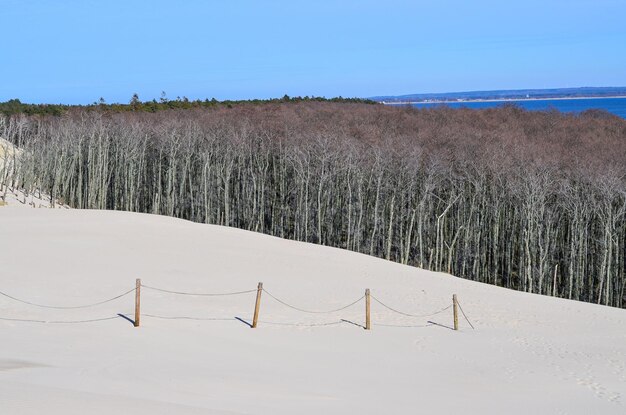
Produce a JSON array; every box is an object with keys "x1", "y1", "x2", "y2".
[
  {"x1": 1, "y1": 137, "x2": 67, "y2": 208},
  {"x1": 1, "y1": 206, "x2": 625, "y2": 414},
  {"x1": 0, "y1": 137, "x2": 19, "y2": 159}
]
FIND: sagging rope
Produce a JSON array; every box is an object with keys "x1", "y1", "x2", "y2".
[
  {"x1": 259, "y1": 320, "x2": 345, "y2": 327},
  {"x1": 0, "y1": 287, "x2": 136, "y2": 309},
  {"x1": 141, "y1": 314, "x2": 347, "y2": 327},
  {"x1": 456, "y1": 299, "x2": 475, "y2": 329},
  {"x1": 141, "y1": 284, "x2": 257, "y2": 296},
  {"x1": 142, "y1": 314, "x2": 235, "y2": 321},
  {"x1": 141, "y1": 315, "x2": 347, "y2": 327},
  {"x1": 370, "y1": 295, "x2": 452, "y2": 318},
  {"x1": 262, "y1": 288, "x2": 364, "y2": 314},
  {"x1": 0, "y1": 281, "x2": 476, "y2": 330},
  {"x1": 0, "y1": 315, "x2": 125, "y2": 324},
  {"x1": 372, "y1": 322, "x2": 434, "y2": 328}
]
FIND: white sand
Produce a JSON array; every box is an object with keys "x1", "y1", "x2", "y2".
[
  {"x1": 1, "y1": 206, "x2": 625, "y2": 414},
  {"x1": 1, "y1": 137, "x2": 67, "y2": 208},
  {"x1": 0, "y1": 185, "x2": 68, "y2": 208},
  {"x1": 0, "y1": 137, "x2": 19, "y2": 159}
]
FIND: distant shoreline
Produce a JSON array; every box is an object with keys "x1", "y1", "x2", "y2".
[{"x1": 382, "y1": 95, "x2": 626, "y2": 105}]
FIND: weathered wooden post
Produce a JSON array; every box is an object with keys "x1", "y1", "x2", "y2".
[
  {"x1": 453, "y1": 294, "x2": 458, "y2": 331},
  {"x1": 365, "y1": 288, "x2": 371, "y2": 330},
  {"x1": 252, "y1": 282, "x2": 263, "y2": 328},
  {"x1": 134, "y1": 278, "x2": 141, "y2": 327}
]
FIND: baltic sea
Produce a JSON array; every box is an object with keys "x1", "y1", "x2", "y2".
[{"x1": 406, "y1": 97, "x2": 626, "y2": 118}]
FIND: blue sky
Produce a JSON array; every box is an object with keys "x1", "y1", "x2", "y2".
[{"x1": 1, "y1": 0, "x2": 625, "y2": 104}]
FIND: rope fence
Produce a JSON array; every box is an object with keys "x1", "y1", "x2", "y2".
[
  {"x1": 142, "y1": 314, "x2": 235, "y2": 322},
  {"x1": 372, "y1": 322, "x2": 434, "y2": 328},
  {"x1": 141, "y1": 284, "x2": 257, "y2": 297},
  {"x1": 0, "y1": 287, "x2": 135, "y2": 309},
  {"x1": 262, "y1": 288, "x2": 365, "y2": 314},
  {"x1": 456, "y1": 299, "x2": 475, "y2": 329},
  {"x1": 0, "y1": 279, "x2": 476, "y2": 331},
  {"x1": 370, "y1": 294, "x2": 452, "y2": 318},
  {"x1": 0, "y1": 315, "x2": 127, "y2": 324},
  {"x1": 259, "y1": 320, "x2": 346, "y2": 327}
]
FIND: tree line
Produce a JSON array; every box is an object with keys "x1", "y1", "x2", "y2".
[
  {"x1": 0, "y1": 95, "x2": 376, "y2": 116},
  {"x1": 2, "y1": 103, "x2": 625, "y2": 308}
]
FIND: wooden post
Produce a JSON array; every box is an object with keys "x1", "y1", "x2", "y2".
[
  {"x1": 134, "y1": 278, "x2": 141, "y2": 327},
  {"x1": 365, "y1": 288, "x2": 371, "y2": 330},
  {"x1": 452, "y1": 294, "x2": 458, "y2": 331},
  {"x1": 252, "y1": 282, "x2": 263, "y2": 328}
]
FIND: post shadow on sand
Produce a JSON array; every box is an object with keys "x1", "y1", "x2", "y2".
[
  {"x1": 341, "y1": 319, "x2": 366, "y2": 329},
  {"x1": 120, "y1": 314, "x2": 253, "y2": 327},
  {"x1": 235, "y1": 317, "x2": 253, "y2": 328},
  {"x1": 341, "y1": 318, "x2": 453, "y2": 330},
  {"x1": 117, "y1": 313, "x2": 135, "y2": 326},
  {"x1": 115, "y1": 313, "x2": 451, "y2": 330},
  {"x1": 427, "y1": 320, "x2": 454, "y2": 330}
]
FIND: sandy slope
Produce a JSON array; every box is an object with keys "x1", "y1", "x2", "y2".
[
  {"x1": 0, "y1": 185, "x2": 68, "y2": 208},
  {"x1": 0, "y1": 137, "x2": 18, "y2": 159},
  {"x1": 2, "y1": 138, "x2": 61, "y2": 208},
  {"x1": 1, "y1": 206, "x2": 625, "y2": 414},
  {"x1": 1, "y1": 137, "x2": 67, "y2": 208}
]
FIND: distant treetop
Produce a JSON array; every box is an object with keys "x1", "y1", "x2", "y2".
[{"x1": 0, "y1": 95, "x2": 378, "y2": 116}]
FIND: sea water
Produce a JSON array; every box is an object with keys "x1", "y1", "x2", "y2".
[{"x1": 408, "y1": 97, "x2": 626, "y2": 118}]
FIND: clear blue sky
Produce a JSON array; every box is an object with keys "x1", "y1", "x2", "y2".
[{"x1": 1, "y1": 0, "x2": 625, "y2": 104}]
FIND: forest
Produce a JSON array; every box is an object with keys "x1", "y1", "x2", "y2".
[
  {"x1": 0, "y1": 95, "x2": 376, "y2": 116},
  {"x1": 1, "y1": 103, "x2": 625, "y2": 308}
]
